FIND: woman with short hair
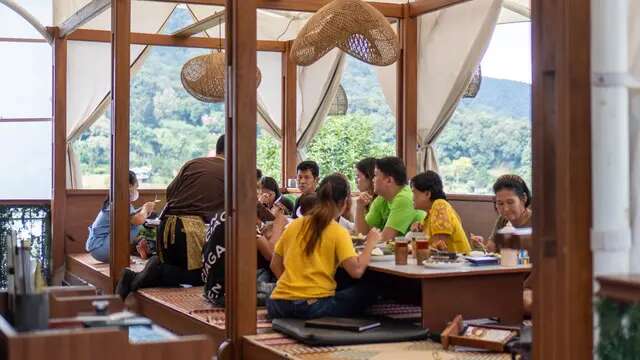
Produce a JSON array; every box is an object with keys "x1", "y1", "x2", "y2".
[
  {"x1": 470, "y1": 174, "x2": 532, "y2": 253},
  {"x1": 410, "y1": 171, "x2": 471, "y2": 254}
]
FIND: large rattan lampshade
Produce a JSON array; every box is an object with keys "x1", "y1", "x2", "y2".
[
  {"x1": 181, "y1": 52, "x2": 262, "y2": 103},
  {"x1": 328, "y1": 84, "x2": 348, "y2": 116},
  {"x1": 290, "y1": 0, "x2": 400, "y2": 66},
  {"x1": 463, "y1": 66, "x2": 482, "y2": 98}
]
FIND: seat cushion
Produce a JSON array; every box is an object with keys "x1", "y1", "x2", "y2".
[{"x1": 271, "y1": 318, "x2": 429, "y2": 346}]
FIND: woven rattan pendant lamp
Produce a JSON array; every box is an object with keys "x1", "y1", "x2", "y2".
[
  {"x1": 463, "y1": 66, "x2": 482, "y2": 98},
  {"x1": 290, "y1": 0, "x2": 400, "y2": 66},
  {"x1": 328, "y1": 84, "x2": 348, "y2": 116},
  {"x1": 181, "y1": 52, "x2": 262, "y2": 103}
]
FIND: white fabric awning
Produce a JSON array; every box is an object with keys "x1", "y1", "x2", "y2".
[{"x1": 49, "y1": 0, "x2": 530, "y2": 186}]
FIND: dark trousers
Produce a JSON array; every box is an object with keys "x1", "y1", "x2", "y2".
[
  {"x1": 130, "y1": 255, "x2": 203, "y2": 291},
  {"x1": 266, "y1": 281, "x2": 374, "y2": 319}
]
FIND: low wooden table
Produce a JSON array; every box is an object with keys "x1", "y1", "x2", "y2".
[{"x1": 368, "y1": 259, "x2": 531, "y2": 332}]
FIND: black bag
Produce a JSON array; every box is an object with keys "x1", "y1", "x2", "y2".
[
  {"x1": 201, "y1": 211, "x2": 276, "y2": 306},
  {"x1": 202, "y1": 211, "x2": 226, "y2": 305}
]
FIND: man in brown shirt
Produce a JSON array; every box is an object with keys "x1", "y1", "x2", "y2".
[
  {"x1": 117, "y1": 135, "x2": 226, "y2": 299},
  {"x1": 164, "y1": 140, "x2": 225, "y2": 222}
]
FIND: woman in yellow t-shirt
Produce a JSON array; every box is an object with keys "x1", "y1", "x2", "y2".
[
  {"x1": 267, "y1": 174, "x2": 381, "y2": 319},
  {"x1": 410, "y1": 171, "x2": 471, "y2": 254}
]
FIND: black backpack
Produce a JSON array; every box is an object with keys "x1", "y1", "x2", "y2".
[
  {"x1": 201, "y1": 210, "x2": 276, "y2": 306},
  {"x1": 202, "y1": 211, "x2": 226, "y2": 305}
]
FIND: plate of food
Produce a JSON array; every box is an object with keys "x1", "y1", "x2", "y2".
[
  {"x1": 422, "y1": 258, "x2": 468, "y2": 269},
  {"x1": 370, "y1": 247, "x2": 394, "y2": 262},
  {"x1": 351, "y1": 233, "x2": 366, "y2": 246}
]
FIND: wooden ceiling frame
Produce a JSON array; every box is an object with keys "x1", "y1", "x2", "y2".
[
  {"x1": 141, "y1": 0, "x2": 403, "y2": 18},
  {"x1": 408, "y1": 0, "x2": 473, "y2": 17},
  {"x1": 65, "y1": 28, "x2": 286, "y2": 51},
  {"x1": 171, "y1": 10, "x2": 225, "y2": 37},
  {"x1": 55, "y1": 0, "x2": 403, "y2": 39},
  {"x1": 58, "y1": 0, "x2": 111, "y2": 37}
]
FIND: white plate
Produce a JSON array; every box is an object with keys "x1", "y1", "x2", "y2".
[
  {"x1": 422, "y1": 260, "x2": 468, "y2": 269},
  {"x1": 370, "y1": 255, "x2": 395, "y2": 262}
]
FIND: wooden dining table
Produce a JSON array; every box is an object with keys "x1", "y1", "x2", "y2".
[{"x1": 367, "y1": 259, "x2": 532, "y2": 332}]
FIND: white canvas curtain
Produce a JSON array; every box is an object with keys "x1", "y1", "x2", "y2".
[
  {"x1": 628, "y1": 0, "x2": 640, "y2": 272},
  {"x1": 55, "y1": 1, "x2": 177, "y2": 187},
  {"x1": 297, "y1": 49, "x2": 347, "y2": 154},
  {"x1": 417, "y1": 0, "x2": 503, "y2": 173},
  {"x1": 371, "y1": 1, "x2": 522, "y2": 173}
]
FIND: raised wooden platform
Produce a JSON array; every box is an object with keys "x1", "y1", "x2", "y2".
[
  {"x1": 133, "y1": 286, "x2": 272, "y2": 351},
  {"x1": 65, "y1": 253, "x2": 146, "y2": 293},
  {"x1": 243, "y1": 333, "x2": 512, "y2": 360},
  {"x1": 0, "y1": 288, "x2": 215, "y2": 360},
  {"x1": 597, "y1": 274, "x2": 640, "y2": 303}
]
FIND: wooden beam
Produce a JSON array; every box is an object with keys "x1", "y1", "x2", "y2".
[
  {"x1": 51, "y1": 27, "x2": 67, "y2": 277},
  {"x1": 109, "y1": 0, "x2": 131, "y2": 289},
  {"x1": 141, "y1": 0, "x2": 403, "y2": 18},
  {"x1": 0, "y1": 37, "x2": 48, "y2": 43},
  {"x1": 395, "y1": 32, "x2": 404, "y2": 160},
  {"x1": 224, "y1": 0, "x2": 258, "y2": 358},
  {"x1": 531, "y1": 0, "x2": 593, "y2": 358},
  {"x1": 0, "y1": 200, "x2": 50, "y2": 206},
  {"x1": 0, "y1": 118, "x2": 51, "y2": 123},
  {"x1": 281, "y1": 41, "x2": 297, "y2": 186},
  {"x1": 399, "y1": 14, "x2": 418, "y2": 177},
  {"x1": 172, "y1": 11, "x2": 225, "y2": 37},
  {"x1": 66, "y1": 29, "x2": 286, "y2": 52},
  {"x1": 59, "y1": 0, "x2": 110, "y2": 38},
  {"x1": 408, "y1": 0, "x2": 472, "y2": 18}
]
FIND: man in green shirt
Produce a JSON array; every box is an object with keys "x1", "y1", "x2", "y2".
[{"x1": 355, "y1": 157, "x2": 426, "y2": 241}]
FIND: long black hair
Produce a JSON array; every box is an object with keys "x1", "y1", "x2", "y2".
[
  {"x1": 356, "y1": 157, "x2": 376, "y2": 181},
  {"x1": 301, "y1": 173, "x2": 350, "y2": 256},
  {"x1": 260, "y1": 176, "x2": 281, "y2": 200},
  {"x1": 410, "y1": 171, "x2": 447, "y2": 201},
  {"x1": 102, "y1": 171, "x2": 138, "y2": 211},
  {"x1": 493, "y1": 174, "x2": 531, "y2": 208}
]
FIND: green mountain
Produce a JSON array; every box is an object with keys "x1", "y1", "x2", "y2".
[{"x1": 459, "y1": 77, "x2": 531, "y2": 120}]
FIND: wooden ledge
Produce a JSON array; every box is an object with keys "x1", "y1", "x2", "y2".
[
  {"x1": 597, "y1": 274, "x2": 640, "y2": 303},
  {"x1": 65, "y1": 254, "x2": 147, "y2": 293},
  {"x1": 66, "y1": 253, "x2": 113, "y2": 292},
  {"x1": 243, "y1": 333, "x2": 512, "y2": 360}
]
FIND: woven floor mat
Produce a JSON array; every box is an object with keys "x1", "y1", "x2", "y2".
[
  {"x1": 137, "y1": 288, "x2": 422, "y2": 332},
  {"x1": 137, "y1": 286, "x2": 271, "y2": 329},
  {"x1": 68, "y1": 254, "x2": 147, "y2": 276},
  {"x1": 365, "y1": 303, "x2": 422, "y2": 319},
  {"x1": 247, "y1": 333, "x2": 512, "y2": 360}
]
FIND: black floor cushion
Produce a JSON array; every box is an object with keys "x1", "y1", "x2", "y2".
[{"x1": 271, "y1": 318, "x2": 429, "y2": 346}]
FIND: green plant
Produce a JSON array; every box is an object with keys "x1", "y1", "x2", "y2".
[
  {"x1": 0, "y1": 205, "x2": 51, "y2": 288},
  {"x1": 597, "y1": 298, "x2": 640, "y2": 359}
]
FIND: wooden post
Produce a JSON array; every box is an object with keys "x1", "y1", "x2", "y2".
[
  {"x1": 395, "y1": 20, "x2": 405, "y2": 162},
  {"x1": 281, "y1": 41, "x2": 297, "y2": 186},
  {"x1": 51, "y1": 27, "x2": 67, "y2": 275},
  {"x1": 224, "y1": 0, "x2": 257, "y2": 358},
  {"x1": 531, "y1": 0, "x2": 592, "y2": 357},
  {"x1": 400, "y1": 8, "x2": 418, "y2": 177},
  {"x1": 109, "y1": 0, "x2": 131, "y2": 287}
]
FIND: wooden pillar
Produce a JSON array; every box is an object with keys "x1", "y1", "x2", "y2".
[
  {"x1": 531, "y1": 0, "x2": 592, "y2": 358},
  {"x1": 224, "y1": 0, "x2": 257, "y2": 358},
  {"x1": 109, "y1": 0, "x2": 131, "y2": 287},
  {"x1": 396, "y1": 20, "x2": 405, "y2": 162},
  {"x1": 51, "y1": 27, "x2": 67, "y2": 275},
  {"x1": 399, "y1": 9, "x2": 418, "y2": 177},
  {"x1": 281, "y1": 41, "x2": 297, "y2": 186}
]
